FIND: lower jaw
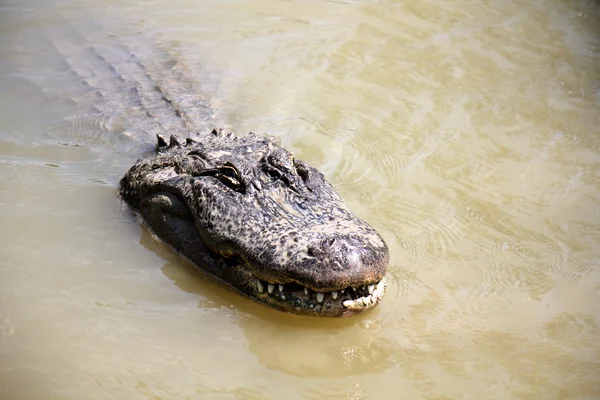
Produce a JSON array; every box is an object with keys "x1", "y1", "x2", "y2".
[{"x1": 248, "y1": 277, "x2": 387, "y2": 317}]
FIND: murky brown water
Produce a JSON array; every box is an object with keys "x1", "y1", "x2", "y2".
[{"x1": 1, "y1": 0, "x2": 599, "y2": 398}]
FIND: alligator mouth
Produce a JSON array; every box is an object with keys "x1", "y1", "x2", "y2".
[
  {"x1": 211, "y1": 246, "x2": 387, "y2": 317},
  {"x1": 246, "y1": 271, "x2": 387, "y2": 316}
]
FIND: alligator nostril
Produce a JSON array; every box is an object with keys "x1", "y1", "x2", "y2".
[
  {"x1": 307, "y1": 238, "x2": 336, "y2": 256},
  {"x1": 305, "y1": 237, "x2": 353, "y2": 263}
]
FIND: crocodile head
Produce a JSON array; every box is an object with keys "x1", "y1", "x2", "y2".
[{"x1": 120, "y1": 129, "x2": 389, "y2": 317}]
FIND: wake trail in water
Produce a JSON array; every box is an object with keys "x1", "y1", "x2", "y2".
[{"x1": 13, "y1": 8, "x2": 218, "y2": 159}]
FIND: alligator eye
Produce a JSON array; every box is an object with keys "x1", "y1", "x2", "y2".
[
  {"x1": 192, "y1": 162, "x2": 245, "y2": 192},
  {"x1": 220, "y1": 162, "x2": 240, "y2": 180},
  {"x1": 265, "y1": 167, "x2": 281, "y2": 181},
  {"x1": 217, "y1": 163, "x2": 243, "y2": 190},
  {"x1": 294, "y1": 160, "x2": 311, "y2": 183}
]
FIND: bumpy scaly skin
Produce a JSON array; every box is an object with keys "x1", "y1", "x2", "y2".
[{"x1": 120, "y1": 128, "x2": 389, "y2": 317}]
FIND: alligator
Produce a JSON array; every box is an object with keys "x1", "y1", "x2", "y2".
[
  {"x1": 120, "y1": 127, "x2": 389, "y2": 317},
  {"x1": 38, "y1": 19, "x2": 390, "y2": 317}
]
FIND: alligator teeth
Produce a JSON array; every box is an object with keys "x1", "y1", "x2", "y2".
[
  {"x1": 248, "y1": 272, "x2": 387, "y2": 311},
  {"x1": 341, "y1": 277, "x2": 387, "y2": 309}
]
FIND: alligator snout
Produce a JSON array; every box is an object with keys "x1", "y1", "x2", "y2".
[
  {"x1": 242, "y1": 230, "x2": 389, "y2": 317},
  {"x1": 299, "y1": 234, "x2": 388, "y2": 290}
]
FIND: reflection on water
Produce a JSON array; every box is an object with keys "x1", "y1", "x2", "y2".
[{"x1": 1, "y1": 0, "x2": 599, "y2": 398}]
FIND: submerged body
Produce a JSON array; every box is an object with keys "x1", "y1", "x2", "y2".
[
  {"x1": 120, "y1": 129, "x2": 389, "y2": 317},
  {"x1": 37, "y1": 17, "x2": 389, "y2": 316}
]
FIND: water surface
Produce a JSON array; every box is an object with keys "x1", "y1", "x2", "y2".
[{"x1": 1, "y1": 0, "x2": 599, "y2": 399}]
